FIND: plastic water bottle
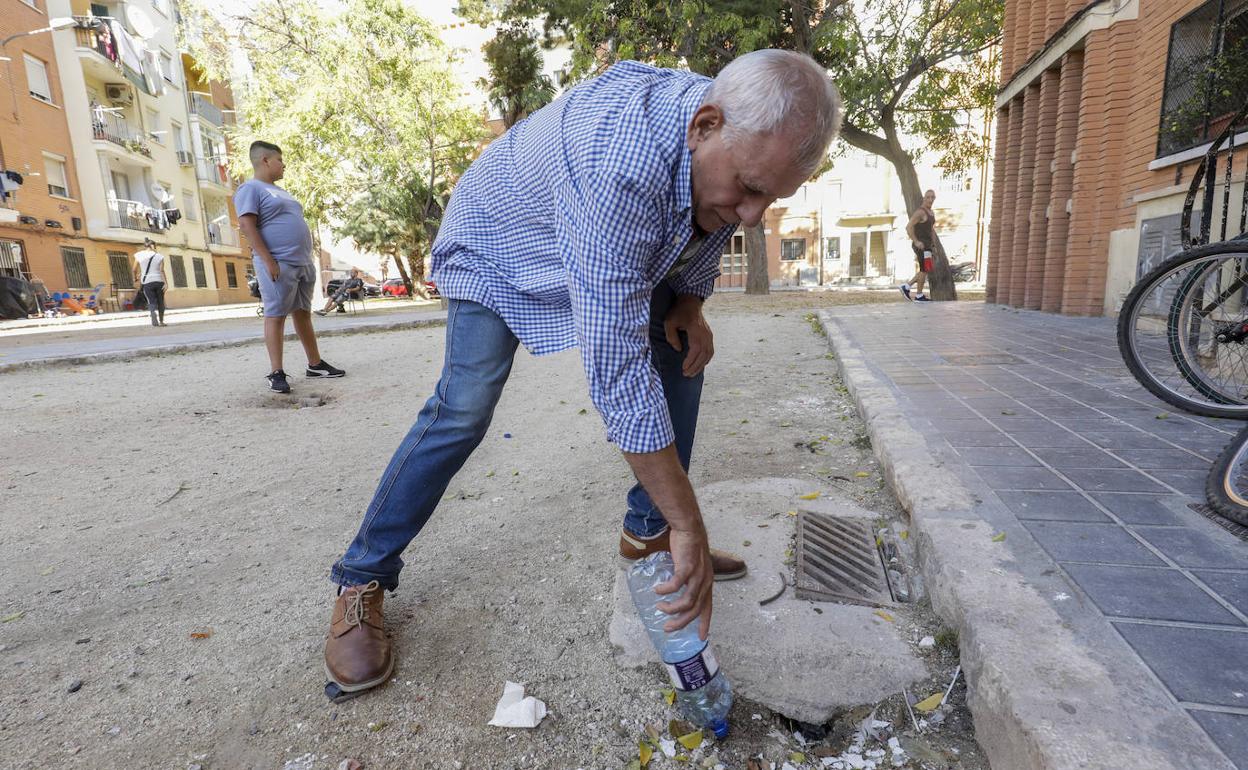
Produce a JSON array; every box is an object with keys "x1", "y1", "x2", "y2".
[{"x1": 627, "y1": 551, "x2": 733, "y2": 739}]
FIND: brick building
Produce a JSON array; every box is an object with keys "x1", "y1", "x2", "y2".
[{"x1": 988, "y1": 0, "x2": 1247, "y2": 315}]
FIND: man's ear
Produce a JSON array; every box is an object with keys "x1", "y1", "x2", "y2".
[{"x1": 687, "y1": 104, "x2": 724, "y2": 150}]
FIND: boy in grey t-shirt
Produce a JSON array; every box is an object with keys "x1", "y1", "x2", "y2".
[{"x1": 235, "y1": 140, "x2": 345, "y2": 393}]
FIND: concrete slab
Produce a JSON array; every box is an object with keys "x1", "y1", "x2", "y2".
[
  {"x1": 1114, "y1": 623, "x2": 1248, "y2": 707},
  {"x1": 608, "y1": 476, "x2": 926, "y2": 725}
]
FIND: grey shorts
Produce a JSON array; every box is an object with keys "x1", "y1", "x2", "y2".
[{"x1": 254, "y1": 258, "x2": 315, "y2": 317}]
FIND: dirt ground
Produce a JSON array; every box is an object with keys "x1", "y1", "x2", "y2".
[{"x1": 0, "y1": 291, "x2": 987, "y2": 769}]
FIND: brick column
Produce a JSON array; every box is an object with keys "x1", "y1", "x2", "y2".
[
  {"x1": 994, "y1": 100, "x2": 1026, "y2": 304},
  {"x1": 1064, "y1": 41, "x2": 1109, "y2": 314},
  {"x1": 1009, "y1": 85, "x2": 1040, "y2": 306},
  {"x1": 1041, "y1": 52, "x2": 1082, "y2": 312},
  {"x1": 1000, "y1": 1, "x2": 1017, "y2": 81},
  {"x1": 1009, "y1": 0, "x2": 1031, "y2": 80},
  {"x1": 1024, "y1": 70, "x2": 1059, "y2": 310},
  {"x1": 985, "y1": 105, "x2": 1011, "y2": 304},
  {"x1": 1028, "y1": 0, "x2": 1047, "y2": 60},
  {"x1": 1046, "y1": 0, "x2": 1065, "y2": 40}
]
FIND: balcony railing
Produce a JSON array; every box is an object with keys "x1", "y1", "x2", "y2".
[
  {"x1": 189, "y1": 92, "x2": 223, "y2": 127},
  {"x1": 73, "y1": 18, "x2": 120, "y2": 68},
  {"x1": 207, "y1": 222, "x2": 240, "y2": 247},
  {"x1": 106, "y1": 198, "x2": 169, "y2": 233},
  {"x1": 91, "y1": 110, "x2": 152, "y2": 158},
  {"x1": 195, "y1": 157, "x2": 229, "y2": 186}
]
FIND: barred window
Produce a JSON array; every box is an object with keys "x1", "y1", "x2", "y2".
[
  {"x1": 1157, "y1": 0, "x2": 1248, "y2": 156},
  {"x1": 108, "y1": 251, "x2": 133, "y2": 289},
  {"x1": 169, "y1": 255, "x2": 187, "y2": 288},
  {"x1": 780, "y1": 238, "x2": 806, "y2": 261},
  {"x1": 226, "y1": 262, "x2": 238, "y2": 288},
  {"x1": 61, "y1": 247, "x2": 90, "y2": 288},
  {"x1": 192, "y1": 256, "x2": 207, "y2": 288}
]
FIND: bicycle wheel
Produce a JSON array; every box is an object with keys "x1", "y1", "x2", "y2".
[
  {"x1": 1206, "y1": 424, "x2": 1248, "y2": 526},
  {"x1": 1117, "y1": 239, "x2": 1248, "y2": 418}
]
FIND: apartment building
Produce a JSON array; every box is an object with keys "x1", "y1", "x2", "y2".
[
  {"x1": 715, "y1": 147, "x2": 993, "y2": 290},
  {"x1": 0, "y1": 5, "x2": 94, "y2": 294},
  {"x1": 988, "y1": 0, "x2": 1247, "y2": 315}
]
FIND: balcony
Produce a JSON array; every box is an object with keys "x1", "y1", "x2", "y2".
[
  {"x1": 92, "y1": 110, "x2": 152, "y2": 159},
  {"x1": 106, "y1": 198, "x2": 169, "y2": 233},
  {"x1": 195, "y1": 157, "x2": 229, "y2": 188},
  {"x1": 189, "y1": 92, "x2": 223, "y2": 127},
  {"x1": 207, "y1": 221, "x2": 240, "y2": 249}
]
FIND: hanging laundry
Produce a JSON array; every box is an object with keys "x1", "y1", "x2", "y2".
[
  {"x1": 114, "y1": 21, "x2": 144, "y2": 79},
  {"x1": 93, "y1": 19, "x2": 119, "y2": 65},
  {"x1": 163, "y1": 208, "x2": 181, "y2": 225},
  {"x1": 141, "y1": 50, "x2": 165, "y2": 97}
]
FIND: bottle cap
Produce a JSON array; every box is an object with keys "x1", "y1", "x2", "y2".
[{"x1": 710, "y1": 718, "x2": 729, "y2": 739}]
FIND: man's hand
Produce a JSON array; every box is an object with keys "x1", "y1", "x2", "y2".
[
  {"x1": 263, "y1": 259, "x2": 280, "y2": 281},
  {"x1": 654, "y1": 524, "x2": 714, "y2": 640},
  {"x1": 664, "y1": 295, "x2": 714, "y2": 377}
]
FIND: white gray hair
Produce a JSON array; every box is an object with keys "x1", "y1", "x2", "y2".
[{"x1": 702, "y1": 49, "x2": 843, "y2": 176}]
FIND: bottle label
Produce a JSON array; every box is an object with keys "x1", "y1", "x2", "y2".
[{"x1": 664, "y1": 646, "x2": 719, "y2": 692}]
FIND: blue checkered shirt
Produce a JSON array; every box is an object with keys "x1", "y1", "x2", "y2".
[{"x1": 432, "y1": 61, "x2": 735, "y2": 453}]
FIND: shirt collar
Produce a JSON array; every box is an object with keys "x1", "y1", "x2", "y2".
[{"x1": 674, "y1": 81, "x2": 710, "y2": 223}]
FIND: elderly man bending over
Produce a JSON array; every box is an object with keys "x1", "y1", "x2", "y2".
[{"x1": 322, "y1": 49, "x2": 842, "y2": 699}]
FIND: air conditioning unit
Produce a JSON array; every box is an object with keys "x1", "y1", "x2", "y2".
[
  {"x1": 105, "y1": 83, "x2": 132, "y2": 105},
  {"x1": 176, "y1": 150, "x2": 193, "y2": 166}
]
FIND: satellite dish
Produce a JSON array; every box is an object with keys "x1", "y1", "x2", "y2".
[
  {"x1": 125, "y1": 6, "x2": 157, "y2": 40},
  {"x1": 150, "y1": 182, "x2": 171, "y2": 204}
]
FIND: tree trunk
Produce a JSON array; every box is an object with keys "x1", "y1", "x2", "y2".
[
  {"x1": 744, "y1": 223, "x2": 769, "y2": 294},
  {"x1": 391, "y1": 249, "x2": 414, "y2": 297},
  {"x1": 407, "y1": 250, "x2": 429, "y2": 299},
  {"x1": 840, "y1": 121, "x2": 958, "y2": 301}
]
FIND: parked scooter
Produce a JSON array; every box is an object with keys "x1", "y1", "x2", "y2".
[{"x1": 950, "y1": 261, "x2": 977, "y2": 282}]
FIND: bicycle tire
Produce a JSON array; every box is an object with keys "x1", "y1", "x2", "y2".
[
  {"x1": 1205, "y1": 423, "x2": 1248, "y2": 526},
  {"x1": 1117, "y1": 239, "x2": 1248, "y2": 418}
]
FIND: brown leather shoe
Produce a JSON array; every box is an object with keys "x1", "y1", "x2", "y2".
[
  {"x1": 619, "y1": 528, "x2": 748, "y2": 581},
  {"x1": 324, "y1": 580, "x2": 394, "y2": 693}
]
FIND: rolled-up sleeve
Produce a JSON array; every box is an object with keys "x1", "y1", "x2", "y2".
[{"x1": 557, "y1": 174, "x2": 674, "y2": 454}]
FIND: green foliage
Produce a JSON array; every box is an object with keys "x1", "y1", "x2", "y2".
[
  {"x1": 182, "y1": 0, "x2": 486, "y2": 278},
  {"x1": 480, "y1": 23, "x2": 556, "y2": 128}
]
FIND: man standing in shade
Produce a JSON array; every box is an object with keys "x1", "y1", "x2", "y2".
[
  {"x1": 322, "y1": 51, "x2": 842, "y2": 699},
  {"x1": 235, "y1": 141, "x2": 345, "y2": 393}
]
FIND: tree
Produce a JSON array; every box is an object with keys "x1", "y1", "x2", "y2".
[
  {"x1": 480, "y1": 23, "x2": 557, "y2": 128},
  {"x1": 181, "y1": 0, "x2": 486, "y2": 292},
  {"x1": 464, "y1": 0, "x2": 1002, "y2": 300}
]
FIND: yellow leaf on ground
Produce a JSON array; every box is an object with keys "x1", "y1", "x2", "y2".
[
  {"x1": 855, "y1": 471, "x2": 871, "y2": 478},
  {"x1": 38, "y1": 567, "x2": 54, "y2": 576},
  {"x1": 798, "y1": 491, "x2": 821, "y2": 500},
  {"x1": 991, "y1": 532, "x2": 1007, "y2": 542},
  {"x1": 915, "y1": 692, "x2": 944, "y2": 711},
  {"x1": 2, "y1": 611, "x2": 24, "y2": 623},
  {"x1": 790, "y1": 752, "x2": 806, "y2": 763},
  {"x1": 639, "y1": 741, "x2": 653, "y2": 766},
  {"x1": 662, "y1": 688, "x2": 675, "y2": 706},
  {"x1": 677, "y1": 731, "x2": 703, "y2": 750},
  {"x1": 900, "y1": 530, "x2": 909, "y2": 540},
  {"x1": 874, "y1": 610, "x2": 895, "y2": 623},
  {"x1": 786, "y1": 510, "x2": 798, "y2": 517}
]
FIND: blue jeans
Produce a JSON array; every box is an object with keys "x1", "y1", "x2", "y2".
[{"x1": 330, "y1": 282, "x2": 703, "y2": 590}]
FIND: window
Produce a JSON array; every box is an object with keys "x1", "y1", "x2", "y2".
[
  {"x1": 169, "y1": 254, "x2": 187, "y2": 287},
  {"x1": 151, "y1": 0, "x2": 168, "y2": 15},
  {"x1": 182, "y1": 190, "x2": 197, "y2": 220},
  {"x1": 160, "y1": 51, "x2": 176, "y2": 84},
  {"x1": 0, "y1": 241, "x2": 24, "y2": 278},
  {"x1": 780, "y1": 238, "x2": 806, "y2": 261},
  {"x1": 146, "y1": 108, "x2": 162, "y2": 143},
  {"x1": 172, "y1": 121, "x2": 186, "y2": 152},
  {"x1": 23, "y1": 54, "x2": 52, "y2": 104},
  {"x1": 226, "y1": 262, "x2": 238, "y2": 288},
  {"x1": 1157, "y1": 0, "x2": 1248, "y2": 156},
  {"x1": 61, "y1": 246, "x2": 90, "y2": 288},
  {"x1": 192, "y1": 256, "x2": 207, "y2": 287},
  {"x1": 824, "y1": 236, "x2": 841, "y2": 261},
  {"x1": 863, "y1": 153, "x2": 878, "y2": 168},
  {"x1": 108, "y1": 251, "x2": 133, "y2": 289},
  {"x1": 44, "y1": 154, "x2": 69, "y2": 198},
  {"x1": 19, "y1": 0, "x2": 39, "y2": 10}
]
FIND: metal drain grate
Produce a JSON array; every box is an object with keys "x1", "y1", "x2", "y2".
[
  {"x1": 941, "y1": 353, "x2": 1023, "y2": 366},
  {"x1": 795, "y1": 511, "x2": 894, "y2": 607},
  {"x1": 1188, "y1": 502, "x2": 1248, "y2": 542}
]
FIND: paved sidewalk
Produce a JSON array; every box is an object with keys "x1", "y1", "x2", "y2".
[
  {"x1": 0, "y1": 305, "x2": 447, "y2": 371},
  {"x1": 822, "y1": 302, "x2": 1248, "y2": 769}
]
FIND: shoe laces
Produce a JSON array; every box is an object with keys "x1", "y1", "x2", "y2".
[{"x1": 343, "y1": 580, "x2": 381, "y2": 628}]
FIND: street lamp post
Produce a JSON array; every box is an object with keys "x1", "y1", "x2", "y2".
[{"x1": 3, "y1": 17, "x2": 78, "y2": 123}]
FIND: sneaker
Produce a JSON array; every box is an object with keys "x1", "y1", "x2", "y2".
[
  {"x1": 324, "y1": 581, "x2": 394, "y2": 696},
  {"x1": 915, "y1": 294, "x2": 931, "y2": 302},
  {"x1": 899, "y1": 284, "x2": 913, "y2": 301},
  {"x1": 619, "y1": 527, "x2": 748, "y2": 581},
  {"x1": 314, "y1": 309, "x2": 328, "y2": 317},
  {"x1": 307, "y1": 360, "x2": 346, "y2": 378},
  {"x1": 267, "y1": 369, "x2": 291, "y2": 393}
]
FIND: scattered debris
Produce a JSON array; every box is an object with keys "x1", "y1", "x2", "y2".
[
  {"x1": 759, "y1": 573, "x2": 788, "y2": 606},
  {"x1": 873, "y1": 610, "x2": 894, "y2": 623},
  {"x1": 2, "y1": 611, "x2": 24, "y2": 623},
  {"x1": 157, "y1": 482, "x2": 191, "y2": 506},
  {"x1": 917, "y1": 636, "x2": 935, "y2": 649},
  {"x1": 190, "y1": 629, "x2": 213, "y2": 640},
  {"x1": 337, "y1": 760, "x2": 363, "y2": 770},
  {"x1": 799, "y1": 491, "x2": 821, "y2": 500},
  {"x1": 67, "y1": 679, "x2": 83, "y2": 693},
  {"x1": 990, "y1": 532, "x2": 1006, "y2": 542},
  {"x1": 487, "y1": 681, "x2": 546, "y2": 728}
]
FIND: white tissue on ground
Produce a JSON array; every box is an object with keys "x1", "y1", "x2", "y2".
[{"x1": 487, "y1": 681, "x2": 547, "y2": 728}]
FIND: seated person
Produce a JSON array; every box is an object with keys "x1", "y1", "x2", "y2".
[{"x1": 315, "y1": 268, "x2": 364, "y2": 316}]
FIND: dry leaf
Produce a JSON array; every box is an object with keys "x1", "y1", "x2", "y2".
[
  {"x1": 900, "y1": 530, "x2": 909, "y2": 540},
  {"x1": 639, "y1": 741, "x2": 653, "y2": 767},
  {"x1": 798, "y1": 491, "x2": 821, "y2": 500},
  {"x1": 790, "y1": 752, "x2": 807, "y2": 763},
  {"x1": 2, "y1": 611, "x2": 24, "y2": 623},
  {"x1": 676, "y1": 730, "x2": 703, "y2": 750},
  {"x1": 367, "y1": 721, "x2": 388, "y2": 732},
  {"x1": 991, "y1": 532, "x2": 1007, "y2": 542},
  {"x1": 669, "y1": 719, "x2": 695, "y2": 737},
  {"x1": 786, "y1": 510, "x2": 798, "y2": 517},
  {"x1": 915, "y1": 692, "x2": 944, "y2": 711},
  {"x1": 855, "y1": 471, "x2": 871, "y2": 478},
  {"x1": 662, "y1": 688, "x2": 675, "y2": 706},
  {"x1": 874, "y1": 610, "x2": 895, "y2": 623},
  {"x1": 38, "y1": 567, "x2": 54, "y2": 576},
  {"x1": 190, "y1": 628, "x2": 213, "y2": 640}
]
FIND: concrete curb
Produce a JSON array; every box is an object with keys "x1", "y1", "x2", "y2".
[
  {"x1": 0, "y1": 315, "x2": 447, "y2": 374},
  {"x1": 817, "y1": 310, "x2": 1234, "y2": 770}
]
